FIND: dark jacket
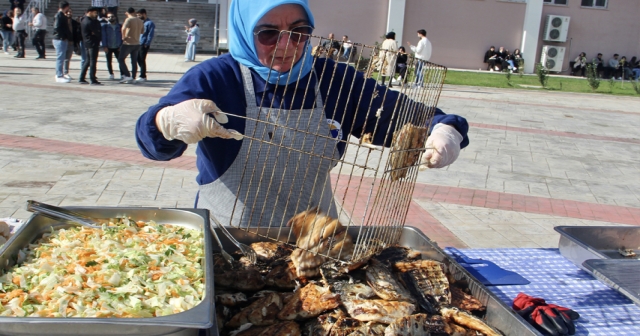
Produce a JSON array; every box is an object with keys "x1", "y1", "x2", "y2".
[
  {"x1": 52, "y1": 11, "x2": 71, "y2": 40},
  {"x1": 1, "y1": 14, "x2": 12, "y2": 31},
  {"x1": 484, "y1": 49, "x2": 496, "y2": 63},
  {"x1": 101, "y1": 21, "x2": 122, "y2": 49},
  {"x1": 80, "y1": 16, "x2": 102, "y2": 48},
  {"x1": 71, "y1": 18, "x2": 82, "y2": 44}
]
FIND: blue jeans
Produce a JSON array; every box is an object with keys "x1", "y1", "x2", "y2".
[
  {"x1": 64, "y1": 42, "x2": 74, "y2": 75},
  {"x1": 415, "y1": 60, "x2": 425, "y2": 86},
  {"x1": 185, "y1": 42, "x2": 197, "y2": 61},
  {"x1": 633, "y1": 69, "x2": 640, "y2": 80},
  {"x1": 52, "y1": 39, "x2": 69, "y2": 78},
  {"x1": 1, "y1": 31, "x2": 13, "y2": 52},
  {"x1": 80, "y1": 41, "x2": 88, "y2": 70}
]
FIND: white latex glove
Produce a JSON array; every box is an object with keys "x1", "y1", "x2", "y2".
[
  {"x1": 155, "y1": 99, "x2": 243, "y2": 144},
  {"x1": 420, "y1": 124, "x2": 463, "y2": 169}
]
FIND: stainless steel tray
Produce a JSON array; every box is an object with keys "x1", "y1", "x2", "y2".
[
  {"x1": 0, "y1": 207, "x2": 216, "y2": 336},
  {"x1": 583, "y1": 259, "x2": 640, "y2": 307},
  {"x1": 212, "y1": 226, "x2": 541, "y2": 336},
  {"x1": 555, "y1": 226, "x2": 640, "y2": 271}
]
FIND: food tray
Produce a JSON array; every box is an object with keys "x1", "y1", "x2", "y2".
[
  {"x1": 555, "y1": 226, "x2": 640, "y2": 271},
  {"x1": 583, "y1": 259, "x2": 640, "y2": 307},
  {"x1": 210, "y1": 226, "x2": 541, "y2": 336},
  {"x1": 0, "y1": 207, "x2": 216, "y2": 336}
]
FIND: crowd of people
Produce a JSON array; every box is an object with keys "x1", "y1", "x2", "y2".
[
  {"x1": 0, "y1": 1, "x2": 202, "y2": 85},
  {"x1": 483, "y1": 46, "x2": 524, "y2": 73},
  {"x1": 571, "y1": 52, "x2": 640, "y2": 80}
]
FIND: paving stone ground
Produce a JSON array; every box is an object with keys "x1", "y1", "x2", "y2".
[{"x1": 0, "y1": 51, "x2": 638, "y2": 249}]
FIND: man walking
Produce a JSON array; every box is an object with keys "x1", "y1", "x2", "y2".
[
  {"x1": 101, "y1": 11, "x2": 121, "y2": 80},
  {"x1": 117, "y1": 7, "x2": 143, "y2": 84},
  {"x1": 79, "y1": 7, "x2": 102, "y2": 85},
  {"x1": 136, "y1": 8, "x2": 154, "y2": 82},
  {"x1": 28, "y1": 7, "x2": 47, "y2": 59},
  {"x1": 406, "y1": 29, "x2": 432, "y2": 86},
  {"x1": 52, "y1": 1, "x2": 72, "y2": 83}
]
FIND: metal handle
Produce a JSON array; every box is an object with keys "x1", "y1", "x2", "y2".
[{"x1": 26, "y1": 200, "x2": 102, "y2": 229}]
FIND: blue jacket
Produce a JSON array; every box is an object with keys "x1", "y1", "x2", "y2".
[
  {"x1": 136, "y1": 54, "x2": 469, "y2": 185},
  {"x1": 140, "y1": 19, "x2": 155, "y2": 46},
  {"x1": 101, "y1": 22, "x2": 122, "y2": 49},
  {"x1": 186, "y1": 25, "x2": 200, "y2": 43}
]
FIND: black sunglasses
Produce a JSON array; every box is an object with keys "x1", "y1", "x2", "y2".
[{"x1": 253, "y1": 25, "x2": 314, "y2": 46}]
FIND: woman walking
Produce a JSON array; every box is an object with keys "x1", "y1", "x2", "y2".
[
  {"x1": 184, "y1": 18, "x2": 199, "y2": 62},
  {"x1": 377, "y1": 31, "x2": 397, "y2": 87},
  {"x1": 1, "y1": 10, "x2": 14, "y2": 54},
  {"x1": 12, "y1": 7, "x2": 26, "y2": 58}
]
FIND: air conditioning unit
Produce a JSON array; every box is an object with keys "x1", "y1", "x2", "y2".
[
  {"x1": 540, "y1": 45, "x2": 566, "y2": 72},
  {"x1": 543, "y1": 15, "x2": 570, "y2": 42}
]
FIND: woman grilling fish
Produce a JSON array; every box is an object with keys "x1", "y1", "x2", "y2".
[{"x1": 135, "y1": 0, "x2": 469, "y2": 228}]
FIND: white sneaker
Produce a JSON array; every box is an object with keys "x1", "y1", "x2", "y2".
[
  {"x1": 119, "y1": 76, "x2": 133, "y2": 83},
  {"x1": 490, "y1": 69, "x2": 494, "y2": 72},
  {"x1": 64, "y1": 74, "x2": 73, "y2": 80},
  {"x1": 3, "y1": 51, "x2": 8, "y2": 55},
  {"x1": 55, "y1": 76, "x2": 71, "y2": 83},
  {"x1": 136, "y1": 77, "x2": 147, "y2": 82},
  {"x1": 617, "y1": 77, "x2": 622, "y2": 80},
  {"x1": 109, "y1": 74, "x2": 114, "y2": 80}
]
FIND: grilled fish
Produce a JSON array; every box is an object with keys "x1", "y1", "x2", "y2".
[
  {"x1": 383, "y1": 314, "x2": 449, "y2": 336},
  {"x1": 213, "y1": 254, "x2": 266, "y2": 291},
  {"x1": 226, "y1": 292, "x2": 283, "y2": 328},
  {"x1": 278, "y1": 283, "x2": 341, "y2": 320},
  {"x1": 366, "y1": 259, "x2": 414, "y2": 302},
  {"x1": 302, "y1": 310, "x2": 346, "y2": 336},
  {"x1": 265, "y1": 259, "x2": 298, "y2": 290},
  {"x1": 389, "y1": 123, "x2": 428, "y2": 180},
  {"x1": 451, "y1": 286, "x2": 485, "y2": 314},
  {"x1": 334, "y1": 282, "x2": 377, "y2": 301},
  {"x1": 251, "y1": 242, "x2": 282, "y2": 262},
  {"x1": 441, "y1": 307, "x2": 503, "y2": 336},
  {"x1": 394, "y1": 260, "x2": 450, "y2": 313},
  {"x1": 230, "y1": 325, "x2": 267, "y2": 336},
  {"x1": 342, "y1": 299, "x2": 415, "y2": 324},
  {"x1": 289, "y1": 209, "x2": 355, "y2": 277},
  {"x1": 258, "y1": 321, "x2": 302, "y2": 336},
  {"x1": 216, "y1": 292, "x2": 248, "y2": 307},
  {"x1": 375, "y1": 246, "x2": 422, "y2": 265}
]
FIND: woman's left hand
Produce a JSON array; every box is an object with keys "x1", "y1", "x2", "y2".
[{"x1": 420, "y1": 124, "x2": 463, "y2": 169}]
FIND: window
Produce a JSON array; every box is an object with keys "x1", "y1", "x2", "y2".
[
  {"x1": 581, "y1": 0, "x2": 607, "y2": 8},
  {"x1": 544, "y1": 0, "x2": 568, "y2": 5}
]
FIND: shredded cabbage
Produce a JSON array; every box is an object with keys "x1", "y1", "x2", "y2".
[{"x1": 0, "y1": 218, "x2": 204, "y2": 318}]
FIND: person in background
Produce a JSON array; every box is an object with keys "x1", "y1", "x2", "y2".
[
  {"x1": 101, "y1": 11, "x2": 122, "y2": 80},
  {"x1": 29, "y1": 7, "x2": 47, "y2": 59},
  {"x1": 619, "y1": 56, "x2": 633, "y2": 80},
  {"x1": 52, "y1": 1, "x2": 72, "y2": 83},
  {"x1": 483, "y1": 46, "x2": 497, "y2": 71},
  {"x1": 136, "y1": 8, "x2": 154, "y2": 82},
  {"x1": 377, "y1": 31, "x2": 397, "y2": 88},
  {"x1": 79, "y1": 7, "x2": 102, "y2": 85},
  {"x1": 572, "y1": 52, "x2": 587, "y2": 77},
  {"x1": 10, "y1": 0, "x2": 24, "y2": 12},
  {"x1": 341, "y1": 35, "x2": 352, "y2": 60},
  {"x1": 1, "y1": 10, "x2": 14, "y2": 55},
  {"x1": 64, "y1": 10, "x2": 80, "y2": 80},
  {"x1": 630, "y1": 56, "x2": 640, "y2": 81},
  {"x1": 608, "y1": 54, "x2": 621, "y2": 80},
  {"x1": 11, "y1": 7, "x2": 26, "y2": 58},
  {"x1": 184, "y1": 18, "x2": 199, "y2": 62},
  {"x1": 106, "y1": 0, "x2": 118, "y2": 22},
  {"x1": 406, "y1": 29, "x2": 432, "y2": 86},
  {"x1": 393, "y1": 45, "x2": 408, "y2": 85},
  {"x1": 592, "y1": 53, "x2": 604, "y2": 78},
  {"x1": 118, "y1": 7, "x2": 144, "y2": 83},
  {"x1": 495, "y1": 46, "x2": 508, "y2": 71}
]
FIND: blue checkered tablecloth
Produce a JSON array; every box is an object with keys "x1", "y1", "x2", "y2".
[{"x1": 444, "y1": 248, "x2": 640, "y2": 336}]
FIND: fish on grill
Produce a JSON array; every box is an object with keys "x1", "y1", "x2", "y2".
[
  {"x1": 366, "y1": 259, "x2": 414, "y2": 303},
  {"x1": 302, "y1": 310, "x2": 346, "y2": 336},
  {"x1": 258, "y1": 321, "x2": 302, "y2": 336},
  {"x1": 374, "y1": 246, "x2": 422, "y2": 265},
  {"x1": 394, "y1": 260, "x2": 450, "y2": 313},
  {"x1": 230, "y1": 325, "x2": 267, "y2": 336},
  {"x1": 328, "y1": 316, "x2": 386, "y2": 336},
  {"x1": 226, "y1": 292, "x2": 283, "y2": 328},
  {"x1": 383, "y1": 314, "x2": 449, "y2": 336},
  {"x1": 265, "y1": 259, "x2": 298, "y2": 290},
  {"x1": 342, "y1": 299, "x2": 415, "y2": 324},
  {"x1": 288, "y1": 209, "x2": 355, "y2": 278},
  {"x1": 441, "y1": 307, "x2": 503, "y2": 336},
  {"x1": 451, "y1": 286, "x2": 485, "y2": 314},
  {"x1": 278, "y1": 283, "x2": 341, "y2": 320},
  {"x1": 216, "y1": 292, "x2": 248, "y2": 307},
  {"x1": 214, "y1": 254, "x2": 266, "y2": 291},
  {"x1": 334, "y1": 282, "x2": 376, "y2": 301},
  {"x1": 389, "y1": 123, "x2": 428, "y2": 181}
]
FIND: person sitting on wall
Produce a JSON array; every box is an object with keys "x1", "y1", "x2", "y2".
[
  {"x1": 495, "y1": 46, "x2": 508, "y2": 71},
  {"x1": 608, "y1": 53, "x2": 621, "y2": 80},
  {"x1": 505, "y1": 49, "x2": 523, "y2": 73},
  {"x1": 619, "y1": 56, "x2": 633, "y2": 80},
  {"x1": 571, "y1": 52, "x2": 587, "y2": 77},
  {"x1": 630, "y1": 56, "x2": 640, "y2": 80},
  {"x1": 592, "y1": 53, "x2": 604, "y2": 78},
  {"x1": 483, "y1": 46, "x2": 498, "y2": 71}
]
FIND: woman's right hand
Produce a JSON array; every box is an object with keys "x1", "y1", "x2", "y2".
[{"x1": 155, "y1": 99, "x2": 243, "y2": 144}]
